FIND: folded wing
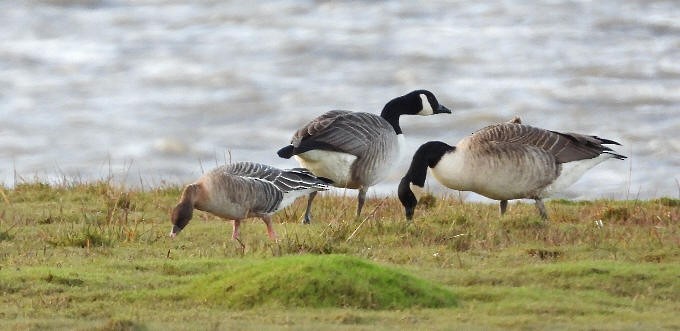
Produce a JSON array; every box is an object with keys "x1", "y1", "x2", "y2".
[
  {"x1": 468, "y1": 123, "x2": 625, "y2": 163},
  {"x1": 288, "y1": 111, "x2": 393, "y2": 157}
]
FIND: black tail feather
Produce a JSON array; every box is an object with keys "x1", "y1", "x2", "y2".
[
  {"x1": 287, "y1": 168, "x2": 334, "y2": 185},
  {"x1": 277, "y1": 145, "x2": 295, "y2": 159},
  {"x1": 605, "y1": 151, "x2": 627, "y2": 160},
  {"x1": 317, "y1": 176, "x2": 334, "y2": 185},
  {"x1": 595, "y1": 136, "x2": 622, "y2": 146}
]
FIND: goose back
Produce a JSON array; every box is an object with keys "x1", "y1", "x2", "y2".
[
  {"x1": 286, "y1": 111, "x2": 400, "y2": 188},
  {"x1": 466, "y1": 122, "x2": 623, "y2": 163}
]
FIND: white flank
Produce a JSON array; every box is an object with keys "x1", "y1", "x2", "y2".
[
  {"x1": 294, "y1": 150, "x2": 357, "y2": 187},
  {"x1": 276, "y1": 188, "x2": 320, "y2": 212},
  {"x1": 417, "y1": 93, "x2": 434, "y2": 115},
  {"x1": 542, "y1": 154, "x2": 615, "y2": 197}
]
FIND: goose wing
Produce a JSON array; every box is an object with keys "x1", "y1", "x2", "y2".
[
  {"x1": 224, "y1": 162, "x2": 282, "y2": 182},
  {"x1": 225, "y1": 162, "x2": 330, "y2": 193},
  {"x1": 288, "y1": 110, "x2": 394, "y2": 156},
  {"x1": 468, "y1": 123, "x2": 622, "y2": 163},
  {"x1": 274, "y1": 168, "x2": 332, "y2": 193}
]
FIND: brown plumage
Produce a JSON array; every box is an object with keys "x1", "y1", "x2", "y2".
[
  {"x1": 170, "y1": 162, "x2": 330, "y2": 243},
  {"x1": 399, "y1": 121, "x2": 626, "y2": 220}
]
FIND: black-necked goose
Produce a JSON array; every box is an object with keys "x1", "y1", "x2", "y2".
[
  {"x1": 277, "y1": 90, "x2": 452, "y2": 223},
  {"x1": 170, "y1": 162, "x2": 331, "y2": 242},
  {"x1": 398, "y1": 122, "x2": 626, "y2": 220}
]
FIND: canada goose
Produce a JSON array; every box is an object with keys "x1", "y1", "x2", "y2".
[
  {"x1": 169, "y1": 162, "x2": 331, "y2": 242},
  {"x1": 277, "y1": 90, "x2": 452, "y2": 223},
  {"x1": 398, "y1": 122, "x2": 626, "y2": 220}
]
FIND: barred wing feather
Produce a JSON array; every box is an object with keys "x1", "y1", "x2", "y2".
[
  {"x1": 469, "y1": 123, "x2": 624, "y2": 163},
  {"x1": 289, "y1": 111, "x2": 393, "y2": 157}
]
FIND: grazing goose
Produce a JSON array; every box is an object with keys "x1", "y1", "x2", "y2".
[
  {"x1": 169, "y1": 162, "x2": 331, "y2": 242},
  {"x1": 277, "y1": 90, "x2": 452, "y2": 223},
  {"x1": 398, "y1": 122, "x2": 626, "y2": 220}
]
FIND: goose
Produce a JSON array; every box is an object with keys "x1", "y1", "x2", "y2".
[
  {"x1": 169, "y1": 162, "x2": 331, "y2": 243},
  {"x1": 398, "y1": 121, "x2": 626, "y2": 220},
  {"x1": 277, "y1": 90, "x2": 452, "y2": 223}
]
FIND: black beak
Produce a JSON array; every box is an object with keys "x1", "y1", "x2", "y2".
[
  {"x1": 405, "y1": 206, "x2": 415, "y2": 221},
  {"x1": 436, "y1": 104, "x2": 452, "y2": 114}
]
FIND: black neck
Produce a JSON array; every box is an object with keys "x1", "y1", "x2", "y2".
[
  {"x1": 380, "y1": 97, "x2": 405, "y2": 134},
  {"x1": 403, "y1": 141, "x2": 454, "y2": 186},
  {"x1": 398, "y1": 141, "x2": 454, "y2": 220},
  {"x1": 380, "y1": 105, "x2": 402, "y2": 134}
]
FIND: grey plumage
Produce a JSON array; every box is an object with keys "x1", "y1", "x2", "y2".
[
  {"x1": 220, "y1": 162, "x2": 330, "y2": 212},
  {"x1": 170, "y1": 162, "x2": 330, "y2": 241}
]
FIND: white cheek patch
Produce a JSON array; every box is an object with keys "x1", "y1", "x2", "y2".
[
  {"x1": 417, "y1": 94, "x2": 434, "y2": 115},
  {"x1": 409, "y1": 182, "x2": 426, "y2": 199}
]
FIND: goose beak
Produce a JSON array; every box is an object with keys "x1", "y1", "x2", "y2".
[
  {"x1": 169, "y1": 225, "x2": 182, "y2": 238},
  {"x1": 436, "y1": 104, "x2": 452, "y2": 114},
  {"x1": 405, "y1": 206, "x2": 415, "y2": 221}
]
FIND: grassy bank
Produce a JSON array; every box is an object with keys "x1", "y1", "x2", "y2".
[{"x1": 0, "y1": 181, "x2": 678, "y2": 330}]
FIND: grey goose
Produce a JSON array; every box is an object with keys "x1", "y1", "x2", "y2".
[
  {"x1": 170, "y1": 162, "x2": 331, "y2": 242},
  {"x1": 398, "y1": 121, "x2": 626, "y2": 220},
  {"x1": 277, "y1": 90, "x2": 452, "y2": 223}
]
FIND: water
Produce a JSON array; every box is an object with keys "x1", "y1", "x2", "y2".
[{"x1": 1, "y1": 0, "x2": 678, "y2": 201}]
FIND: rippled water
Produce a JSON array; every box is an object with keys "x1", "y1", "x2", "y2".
[{"x1": 1, "y1": 0, "x2": 678, "y2": 201}]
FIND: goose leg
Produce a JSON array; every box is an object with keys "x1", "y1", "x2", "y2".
[
  {"x1": 356, "y1": 187, "x2": 367, "y2": 219},
  {"x1": 535, "y1": 199, "x2": 549, "y2": 221},
  {"x1": 232, "y1": 220, "x2": 245, "y2": 250},
  {"x1": 303, "y1": 191, "x2": 317, "y2": 224},
  {"x1": 261, "y1": 214, "x2": 277, "y2": 240},
  {"x1": 232, "y1": 220, "x2": 241, "y2": 240},
  {"x1": 499, "y1": 200, "x2": 508, "y2": 216}
]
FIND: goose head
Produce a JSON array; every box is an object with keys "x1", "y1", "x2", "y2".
[
  {"x1": 398, "y1": 177, "x2": 419, "y2": 220},
  {"x1": 398, "y1": 141, "x2": 454, "y2": 220},
  {"x1": 381, "y1": 90, "x2": 452, "y2": 118},
  {"x1": 169, "y1": 183, "x2": 200, "y2": 237}
]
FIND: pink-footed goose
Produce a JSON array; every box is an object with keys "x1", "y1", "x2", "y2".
[
  {"x1": 170, "y1": 162, "x2": 331, "y2": 242},
  {"x1": 398, "y1": 121, "x2": 626, "y2": 220},
  {"x1": 277, "y1": 90, "x2": 452, "y2": 223}
]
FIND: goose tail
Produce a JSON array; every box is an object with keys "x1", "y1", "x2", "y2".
[{"x1": 604, "y1": 151, "x2": 627, "y2": 160}]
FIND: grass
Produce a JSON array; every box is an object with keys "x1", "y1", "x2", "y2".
[
  {"x1": 0, "y1": 180, "x2": 678, "y2": 330},
  {"x1": 186, "y1": 254, "x2": 457, "y2": 309}
]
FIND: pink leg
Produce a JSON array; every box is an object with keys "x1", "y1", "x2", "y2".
[
  {"x1": 232, "y1": 220, "x2": 245, "y2": 250},
  {"x1": 261, "y1": 215, "x2": 277, "y2": 240},
  {"x1": 232, "y1": 220, "x2": 241, "y2": 240}
]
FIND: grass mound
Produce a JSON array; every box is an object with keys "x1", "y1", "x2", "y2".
[{"x1": 187, "y1": 254, "x2": 457, "y2": 309}]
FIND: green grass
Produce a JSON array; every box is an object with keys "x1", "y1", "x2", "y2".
[
  {"x1": 186, "y1": 254, "x2": 457, "y2": 309},
  {"x1": 0, "y1": 181, "x2": 678, "y2": 330}
]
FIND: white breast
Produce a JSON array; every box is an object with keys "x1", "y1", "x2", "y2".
[
  {"x1": 294, "y1": 150, "x2": 357, "y2": 187},
  {"x1": 430, "y1": 151, "x2": 474, "y2": 192}
]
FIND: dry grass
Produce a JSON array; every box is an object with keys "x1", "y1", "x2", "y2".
[{"x1": 0, "y1": 180, "x2": 678, "y2": 330}]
